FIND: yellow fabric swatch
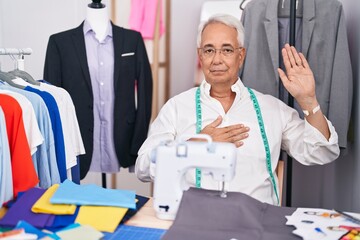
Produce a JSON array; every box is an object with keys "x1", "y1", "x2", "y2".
[
  {"x1": 32, "y1": 184, "x2": 76, "y2": 215},
  {"x1": 0, "y1": 207, "x2": 7, "y2": 219},
  {"x1": 75, "y1": 205, "x2": 128, "y2": 233}
]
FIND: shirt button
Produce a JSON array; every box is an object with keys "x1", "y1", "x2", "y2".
[
  {"x1": 100, "y1": 62, "x2": 104, "y2": 66},
  {"x1": 100, "y1": 82, "x2": 104, "y2": 86},
  {"x1": 101, "y1": 102, "x2": 104, "y2": 105}
]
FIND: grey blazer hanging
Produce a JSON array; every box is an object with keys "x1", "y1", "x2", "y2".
[{"x1": 240, "y1": 0, "x2": 352, "y2": 148}]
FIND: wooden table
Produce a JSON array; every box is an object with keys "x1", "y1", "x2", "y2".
[{"x1": 125, "y1": 198, "x2": 173, "y2": 230}]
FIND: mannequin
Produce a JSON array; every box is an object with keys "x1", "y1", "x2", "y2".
[
  {"x1": 44, "y1": 0, "x2": 153, "y2": 182},
  {"x1": 86, "y1": 0, "x2": 109, "y2": 42}
]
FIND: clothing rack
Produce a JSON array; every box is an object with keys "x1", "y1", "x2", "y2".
[
  {"x1": 285, "y1": 0, "x2": 297, "y2": 207},
  {"x1": 0, "y1": 48, "x2": 32, "y2": 56},
  {"x1": 0, "y1": 48, "x2": 33, "y2": 71}
]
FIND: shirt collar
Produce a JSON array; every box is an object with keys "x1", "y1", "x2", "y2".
[
  {"x1": 83, "y1": 20, "x2": 113, "y2": 38},
  {"x1": 199, "y1": 78, "x2": 248, "y2": 100}
]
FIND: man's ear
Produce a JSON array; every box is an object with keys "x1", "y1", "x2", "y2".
[
  {"x1": 239, "y1": 47, "x2": 246, "y2": 66},
  {"x1": 197, "y1": 48, "x2": 204, "y2": 67},
  {"x1": 197, "y1": 48, "x2": 202, "y2": 59}
]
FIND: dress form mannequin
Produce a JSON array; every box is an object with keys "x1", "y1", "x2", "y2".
[{"x1": 86, "y1": 0, "x2": 110, "y2": 42}]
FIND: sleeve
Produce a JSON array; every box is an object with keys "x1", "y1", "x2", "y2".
[
  {"x1": 135, "y1": 99, "x2": 177, "y2": 182},
  {"x1": 281, "y1": 105, "x2": 340, "y2": 166},
  {"x1": 130, "y1": 33, "x2": 153, "y2": 156},
  {"x1": 327, "y1": 5, "x2": 353, "y2": 148}
]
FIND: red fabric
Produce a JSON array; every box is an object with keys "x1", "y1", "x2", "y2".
[{"x1": 0, "y1": 94, "x2": 38, "y2": 197}]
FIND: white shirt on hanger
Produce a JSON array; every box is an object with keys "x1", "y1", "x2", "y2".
[
  {"x1": 12, "y1": 78, "x2": 85, "y2": 171},
  {"x1": 0, "y1": 89, "x2": 43, "y2": 155}
]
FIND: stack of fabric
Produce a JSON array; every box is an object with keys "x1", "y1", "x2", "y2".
[{"x1": 0, "y1": 180, "x2": 138, "y2": 239}]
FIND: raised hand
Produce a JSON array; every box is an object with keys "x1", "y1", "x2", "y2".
[{"x1": 277, "y1": 44, "x2": 318, "y2": 110}]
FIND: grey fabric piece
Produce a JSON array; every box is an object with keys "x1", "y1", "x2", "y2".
[{"x1": 163, "y1": 188, "x2": 299, "y2": 240}]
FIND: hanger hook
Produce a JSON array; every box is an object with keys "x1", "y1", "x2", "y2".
[
  {"x1": 240, "y1": 0, "x2": 247, "y2": 10},
  {"x1": 8, "y1": 53, "x2": 18, "y2": 69}
]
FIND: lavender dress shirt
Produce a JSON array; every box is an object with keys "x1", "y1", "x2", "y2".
[{"x1": 84, "y1": 20, "x2": 119, "y2": 173}]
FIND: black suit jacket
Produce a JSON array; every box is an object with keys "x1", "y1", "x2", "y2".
[{"x1": 44, "y1": 22, "x2": 153, "y2": 179}]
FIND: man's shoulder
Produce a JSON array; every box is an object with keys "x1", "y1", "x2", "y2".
[{"x1": 171, "y1": 87, "x2": 198, "y2": 100}]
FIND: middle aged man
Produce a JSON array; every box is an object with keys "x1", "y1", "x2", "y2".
[{"x1": 135, "y1": 14, "x2": 340, "y2": 205}]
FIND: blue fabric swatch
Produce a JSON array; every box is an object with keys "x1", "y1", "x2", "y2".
[{"x1": 50, "y1": 180, "x2": 136, "y2": 209}]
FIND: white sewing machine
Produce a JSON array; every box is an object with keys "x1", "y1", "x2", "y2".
[{"x1": 152, "y1": 134, "x2": 237, "y2": 220}]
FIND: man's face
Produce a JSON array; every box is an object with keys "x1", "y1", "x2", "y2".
[{"x1": 198, "y1": 22, "x2": 245, "y2": 87}]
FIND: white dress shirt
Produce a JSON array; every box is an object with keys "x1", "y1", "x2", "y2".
[{"x1": 135, "y1": 79, "x2": 340, "y2": 205}]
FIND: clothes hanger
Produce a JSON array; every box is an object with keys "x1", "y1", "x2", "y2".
[
  {"x1": 0, "y1": 71, "x2": 25, "y2": 89},
  {"x1": 7, "y1": 53, "x2": 40, "y2": 86},
  {"x1": 278, "y1": 0, "x2": 303, "y2": 18},
  {"x1": 240, "y1": 0, "x2": 247, "y2": 10}
]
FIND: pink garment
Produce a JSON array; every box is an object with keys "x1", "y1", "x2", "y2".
[{"x1": 129, "y1": 0, "x2": 165, "y2": 40}]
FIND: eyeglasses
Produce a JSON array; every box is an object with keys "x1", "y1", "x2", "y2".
[{"x1": 199, "y1": 46, "x2": 242, "y2": 58}]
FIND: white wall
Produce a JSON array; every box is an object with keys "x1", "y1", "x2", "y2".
[{"x1": 0, "y1": 0, "x2": 83, "y2": 78}]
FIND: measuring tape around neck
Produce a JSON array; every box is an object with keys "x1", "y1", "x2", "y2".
[{"x1": 194, "y1": 86, "x2": 279, "y2": 205}]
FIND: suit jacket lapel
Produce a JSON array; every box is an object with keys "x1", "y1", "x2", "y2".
[
  {"x1": 302, "y1": 0, "x2": 315, "y2": 57},
  {"x1": 112, "y1": 23, "x2": 125, "y2": 90},
  {"x1": 264, "y1": 0, "x2": 280, "y2": 80},
  {"x1": 72, "y1": 22, "x2": 92, "y2": 93}
]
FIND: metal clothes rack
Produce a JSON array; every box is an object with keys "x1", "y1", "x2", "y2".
[
  {"x1": 285, "y1": 0, "x2": 297, "y2": 207},
  {"x1": 0, "y1": 48, "x2": 33, "y2": 71}
]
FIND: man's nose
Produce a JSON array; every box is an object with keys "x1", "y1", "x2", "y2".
[{"x1": 212, "y1": 49, "x2": 223, "y2": 61}]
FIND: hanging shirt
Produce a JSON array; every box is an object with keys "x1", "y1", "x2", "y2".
[
  {"x1": 129, "y1": 0, "x2": 165, "y2": 40},
  {"x1": 0, "y1": 94, "x2": 39, "y2": 197},
  {"x1": 0, "y1": 84, "x2": 60, "y2": 188},
  {"x1": 13, "y1": 78, "x2": 85, "y2": 172},
  {"x1": 36, "y1": 81, "x2": 85, "y2": 171},
  {"x1": 83, "y1": 20, "x2": 120, "y2": 173},
  {"x1": 0, "y1": 90, "x2": 44, "y2": 155},
  {"x1": 23, "y1": 86, "x2": 67, "y2": 182},
  {"x1": 0, "y1": 106, "x2": 13, "y2": 206},
  {"x1": 135, "y1": 79, "x2": 340, "y2": 205}
]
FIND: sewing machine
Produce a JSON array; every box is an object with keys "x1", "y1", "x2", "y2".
[{"x1": 152, "y1": 134, "x2": 237, "y2": 220}]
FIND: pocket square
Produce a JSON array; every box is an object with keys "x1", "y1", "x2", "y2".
[{"x1": 121, "y1": 52, "x2": 135, "y2": 57}]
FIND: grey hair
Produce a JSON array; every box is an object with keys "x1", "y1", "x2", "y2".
[{"x1": 196, "y1": 14, "x2": 245, "y2": 48}]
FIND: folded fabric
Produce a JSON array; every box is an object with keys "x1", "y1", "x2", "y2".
[
  {"x1": 32, "y1": 184, "x2": 76, "y2": 215},
  {"x1": 0, "y1": 188, "x2": 54, "y2": 228},
  {"x1": 121, "y1": 194, "x2": 149, "y2": 224},
  {"x1": 75, "y1": 205, "x2": 128, "y2": 233},
  {"x1": 0, "y1": 229, "x2": 37, "y2": 240},
  {"x1": 50, "y1": 180, "x2": 136, "y2": 209},
  {"x1": 55, "y1": 223, "x2": 104, "y2": 240},
  {"x1": 14, "y1": 221, "x2": 60, "y2": 240},
  {"x1": 46, "y1": 207, "x2": 79, "y2": 230}
]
